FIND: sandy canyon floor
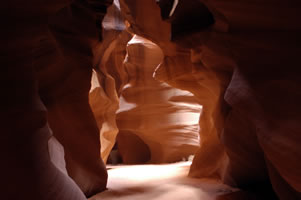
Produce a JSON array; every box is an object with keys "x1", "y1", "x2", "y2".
[{"x1": 90, "y1": 162, "x2": 239, "y2": 200}]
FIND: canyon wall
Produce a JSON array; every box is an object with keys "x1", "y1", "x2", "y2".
[
  {"x1": 118, "y1": 0, "x2": 231, "y2": 180},
  {"x1": 1, "y1": 0, "x2": 112, "y2": 199},
  {"x1": 89, "y1": 0, "x2": 131, "y2": 163},
  {"x1": 116, "y1": 0, "x2": 301, "y2": 199},
  {"x1": 2, "y1": 0, "x2": 301, "y2": 200},
  {"x1": 116, "y1": 35, "x2": 201, "y2": 164},
  {"x1": 89, "y1": 1, "x2": 202, "y2": 165}
]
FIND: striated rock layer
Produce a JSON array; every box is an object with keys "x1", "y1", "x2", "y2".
[
  {"x1": 3, "y1": 0, "x2": 301, "y2": 200},
  {"x1": 89, "y1": 0, "x2": 132, "y2": 163},
  {"x1": 119, "y1": 0, "x2": 230, "y2": 179},
  {"x1": 116, "y1": 35, "x2": 201, "y2": 164},
  {"x1": 118, "y1": 0, "x2": 301, "y2": 199},
  {"x1": 89, "y1": 3, "x2": 203, "y2": 165}
]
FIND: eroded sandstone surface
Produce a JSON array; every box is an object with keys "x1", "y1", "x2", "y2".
[{"x1": 2, "y1": 0, "x2": 301, "y2": 200}]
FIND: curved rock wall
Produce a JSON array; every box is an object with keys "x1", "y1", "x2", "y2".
[
  {"x1": 90, "y1": 1, "x2": 202, "y2": 165},
  {"x1": 154, "y1": 48, "x2": 230, "y2": 179},
  {"x1": 117, "y1": 0, "x2": 301, "y2": 199},
  {"x1": 116, "y1": 35, "x2": 201, "y2": 163},
  {"x1": 3, "y1": 0, "x2": 301, "y2": 199},
  {"x1": 89, "y1": 0, "x2": 132, "y2": 163},
  {"x1": 186, "y1": 1, "x2": 301, "y2": 199},
  {"x1": 118, "y1": 0, "x2": 230, "y2": 178},
  {"x1": 1, "y1": 0, "x2": 112, "y2": 199}
]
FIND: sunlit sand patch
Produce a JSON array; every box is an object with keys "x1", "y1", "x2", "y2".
[{"x1": 90, "y1": 162, "x2": 237, "y2": 200}]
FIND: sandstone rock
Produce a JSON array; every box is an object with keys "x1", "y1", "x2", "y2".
[
  {"x1": 159, "y1": 0, "x2": 301, "y2": 198},
  {"x1": 154, "y1": 47, "x2": 230, "y2": 179},
  {"x1": 1, "y1": 0, "x2": 112, "y2": 199},
  {"x1": 89, "y1": 0, "x2": 132, "y2": 163},
  {"x1": 119, "y1": 0, "x2": 301, "y2": 199},
  {"x1": 116, "y1": 131, "x2": 151, "y2": 164},
  {"x1": 119, "y1": 0, "x2": 230, "y2": 178},
  {"x1": 116, "y1": 35, "x2": 201, "y2": 163},
  {"x1": 3, "y1": 0, "x2": 301, "y2": 199},
  {"x1": 0, "y1": 14, "x2": 86, "y2": 199},
  {"x1": 37, "y1": 1, "x2": 111, "y2": 196}
]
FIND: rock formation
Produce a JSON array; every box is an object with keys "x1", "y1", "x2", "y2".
[
  {"x1": 2, "y1": 0, "x2": 301, "y2": 200},
  {"x1": 116, "y1": 35, "x2": 201, "y2": 164},
  {"x1": 117, "y1": 0, "x2": 301, "y2": 199},
  {"x1": 1, "y1": 0, "x2": 111, "y2": 199},
  {"x1": 118, "y1": 0, "x2": 231, "y2": 180},
  {"x1": 89, "y1": 2, "x2": 201, "y2": 165},
  {"x1": 89, "y1": 0, "x2": 131, "y2": 163}
]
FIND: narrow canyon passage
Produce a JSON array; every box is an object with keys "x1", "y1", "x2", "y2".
[{"x1": 2, "y1": 0, "x2": 301, "y2": 199}]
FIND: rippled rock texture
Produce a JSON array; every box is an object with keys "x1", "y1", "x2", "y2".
[
  {"x1": 3, "y1": 0, "x2": 301, "y2": 200},
  {"x1": 116, "y1": 0, "x2": 301, "y2": 199},
  {"x1": 89, "y1": 0, "x2": 130, "y2": 163},
  {"x1": 118, "y1": 0, "x2": 231, "y2": 181},
  {"x1": 116, "y1": 35, "x2": 201, "y2": 164}
]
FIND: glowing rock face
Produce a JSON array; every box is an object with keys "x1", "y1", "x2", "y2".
[
  {"x1": 118, "y1": 0, "x2": 301, "y2": 199},
  {"x1": 3, "y1": 0, "x2": 301, "y2": 199},
  {"x1": 116, "y1": 35, "x2": 201, "y2": 163}
]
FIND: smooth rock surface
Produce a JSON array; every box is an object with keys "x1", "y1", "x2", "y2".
[
  {"x1": 118, "y1": 0, "x2": 301, "y2": 199},
  {"x1": 89, "y1": 0, "x2": 131, "y2": 163},
  {"x1": 1, "y1": 0, "x2": 111, "y2": 199},
  {"x1": 116, "y1": 35, "x2": 201, "y2": 163}
]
